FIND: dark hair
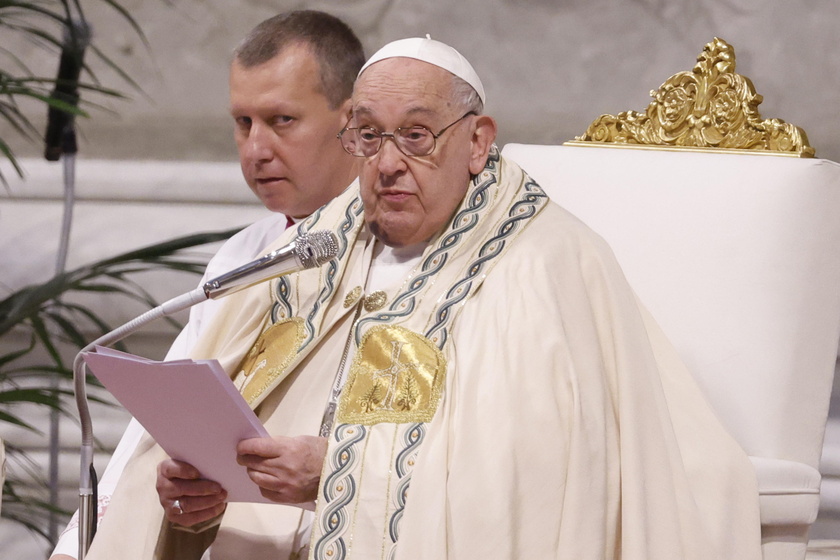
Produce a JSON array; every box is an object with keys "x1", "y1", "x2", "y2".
[{"x1": 234, "y1": 10, "x2": 365, "y2": 109}]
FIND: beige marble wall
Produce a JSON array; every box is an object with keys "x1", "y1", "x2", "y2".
[
  {"x1": 1, "y1": 0, "x2": 838, "y2": 162},
  {"x1": 2, "y1": 1, "x2": 840, "y2": 555}
]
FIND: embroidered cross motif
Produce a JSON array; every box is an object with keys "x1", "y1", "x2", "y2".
[
  {"x1": 338, "y1": 325, "x2": 446, "y2": 425},
  {"x1": 369, "y1": 341, "x2": 419, "y2": 411}
]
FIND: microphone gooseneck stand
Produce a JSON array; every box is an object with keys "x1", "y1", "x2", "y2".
[
  {"x1": 74, "y1": 287, "x2": 208, "y2": 558},
  {"x1": 48, "y1": 126, "x2": 78, "y2": 543},
  {"x1": 74, "y1": 231, "x2": 339, "y2": 558},
  {"x1": 47, "y1": 13, "x2": 91, "y2": 546}
]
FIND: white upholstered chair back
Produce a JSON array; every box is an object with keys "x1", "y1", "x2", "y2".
[{"x1": 500, "y1": 142, "x2": 840, "y2": 560}]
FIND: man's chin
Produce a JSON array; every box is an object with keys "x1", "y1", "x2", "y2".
[
  {"x1": 256, "y1": 193, "x2": 293, "y2": 214},
  {"x1": 263, "y1": 202, "x2": 289, "y2": 214},
  {"x1": 368, "y1": 218, "x2": 427, "y2": 248}
]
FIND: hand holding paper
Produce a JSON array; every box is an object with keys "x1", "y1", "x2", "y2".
[
  {"x1": 157, "y1": 458, "x2": 229, "y2": 525},
  {"x1": 82, "y1": 346, "x2": 271, "y2": 503},
  {"x1": 237, "y1": 434, "x2": 328, "y2": 506}
]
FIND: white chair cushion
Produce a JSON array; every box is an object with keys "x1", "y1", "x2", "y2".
[{"x1": 750, "y1": 456, "x2": 821, "y2": 525}]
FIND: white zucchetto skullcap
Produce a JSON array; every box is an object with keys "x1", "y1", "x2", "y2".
[{"x1": 359, "y1": 35, "x2": 486, "y2": 104}]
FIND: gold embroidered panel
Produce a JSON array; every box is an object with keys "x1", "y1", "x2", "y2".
[
  {"x1": 338, "y1": 326, "x2": 446, "y2": 425},
  {"x1": 235, "y1": 318, "x2": 305, "y2": 405},
  {"x1": 568, "y1": 37, "x2": 815, "y2": 157}
]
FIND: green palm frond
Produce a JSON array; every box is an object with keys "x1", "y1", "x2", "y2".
[
  {"x1": 0, "y1": 226, "x2": 241, "y2": 539},
  {"x1": 0, "y1": 228, "x2": 240, "y2": 338},
  {"x1": 0, "y1": 0, "x2": 154, "y2": 184},
  {"x1": 0, "y1": 0, "x2": 193, "y2": 546},
  {"x1": 0, "y1": 228, "x2": 242, "y2": 420},
  {"x1": 2, "y1": 443, "x2": 70, "y2": 540}
]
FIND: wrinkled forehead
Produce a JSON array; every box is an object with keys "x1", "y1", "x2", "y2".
[{"x1": 353, "y1": 58, "x2": 457, "y2": 119}]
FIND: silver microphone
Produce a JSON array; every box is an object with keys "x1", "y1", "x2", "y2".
[
  {"x1": 203, "y1": 230, "x2": 339, "y2": 299},
  {"x1": 72, "y1": 229, "x2": 338, "y2": 557}
]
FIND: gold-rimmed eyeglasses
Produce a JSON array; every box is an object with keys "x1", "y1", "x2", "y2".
[{"x1": 338, "y1": 112, "x2": 475, "y2": 158}]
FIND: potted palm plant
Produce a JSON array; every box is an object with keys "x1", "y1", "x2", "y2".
[{"x1": 0, "y1": 1, "x2": 239, "y2": 548}]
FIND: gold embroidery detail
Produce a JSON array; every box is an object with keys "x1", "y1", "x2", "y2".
[
  {"x1": 362, "y1": 290, "x2": 388, "y2": 312},
  {"x1": 338, "y1": 326, "x2": 446, "y2": 425},
  {"x1": 344, "y1": 286, "x2": 362, "y2": 308},
  {"x1": 569, "y1": 37, "x2": 815, "y2": 157},
  {"x1": 234, "y1": 318, "x2": 305, "y2": 405}
]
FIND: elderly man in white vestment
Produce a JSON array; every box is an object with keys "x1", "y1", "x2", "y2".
[
  {"x1": 50, "y1": 10, "x2": 363, "y2": 560},
  {"x1": 82, "y1": 37, "x2": 763, "y2": 560}
]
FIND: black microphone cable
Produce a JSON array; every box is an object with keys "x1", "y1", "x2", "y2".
[{"x1": 44, "y1": 17, "x2": 92, "y2": 161}]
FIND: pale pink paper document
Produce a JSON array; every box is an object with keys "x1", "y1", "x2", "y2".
[{"x1": 82, "y1": 346, "x2": 272, "y2": 503}]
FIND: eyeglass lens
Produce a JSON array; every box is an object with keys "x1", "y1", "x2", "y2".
[
  {"x1": 345, "y1": 127, "x2": 435, "y2": 157},
  {"x1": 339, "y1": 112, "x2": 473, "y2": 158}
]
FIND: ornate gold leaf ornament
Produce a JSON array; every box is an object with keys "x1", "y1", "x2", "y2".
[{"x1": 568, "y1": 37, "x2": 815, "y2": 157}]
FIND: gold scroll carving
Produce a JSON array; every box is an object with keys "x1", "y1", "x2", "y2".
[{"x1": 568, "y1": 38, "x2": 815, "y2": 157}]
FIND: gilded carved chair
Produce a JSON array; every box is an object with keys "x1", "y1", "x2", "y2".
[{"x1": 501, "y1": 38, "x2": 840, "y2": 560}]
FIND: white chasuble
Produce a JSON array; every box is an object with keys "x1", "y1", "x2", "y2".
[{"x1": 85, "y1": 147, "x2": 761, "y2": 560}]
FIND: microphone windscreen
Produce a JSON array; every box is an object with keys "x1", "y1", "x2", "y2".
[{"x1": 295, "y1": 231, "x2": 339, "y2": 268}]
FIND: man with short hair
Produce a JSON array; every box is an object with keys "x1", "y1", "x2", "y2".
[
  {"x1": 49, "y1": 10, "x2": 363, "y2": 560},
  {"x1": 230, "y1": 11, "x2": 361, "y2": 219},
  {"x1": 83, "y1": 38, "x2": 762, "y2": 560}
]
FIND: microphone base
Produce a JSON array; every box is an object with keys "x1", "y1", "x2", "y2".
[{"x1": 78, "y1": 492, "x2": 94, "y2": 558}]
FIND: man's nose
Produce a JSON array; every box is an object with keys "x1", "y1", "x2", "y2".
[
  {"x1": 244, "y1": 122, "x2": 274, "y2": 163},
  {"x1": 375, "y1": 136, "x2": 407, "y2": 175}
]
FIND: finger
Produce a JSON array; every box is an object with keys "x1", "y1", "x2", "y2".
[
  {"x1": 250, "y1": 480, "x2": 311, "y2": 505},
  {"x1": 245, "y1": 468, "x2": 316, "y2": 504},
  {"x1": 236, "y1": 452, "x2": 273, "y2": 471},
  {"x1": 258, "y1": 487, "x2": 286, "y2": 503},
  {"x1": 176, "y1": 492, "x2": 228, "y2": 516},
  {"x1": 165, "y1": 499, "x2": 227, "y2": 526},
  {"x1": 158, "y1": 476, "x2": 226, "y2": 503},
  {"x1": 174, "y1": 478, "x2": 227, "y2": 497},
  {"x1": 158, "y1": 458, "x2": 203, "y2": 480},
  {"x1": 157, "y1": 460, "x2": 226, "y2": 497},
  {"x1": 245, "y1": 467, "x2": 283, "y2": 489},
  {"x1": 237, "y1": 436, "x2": 285, "y2": 458}
]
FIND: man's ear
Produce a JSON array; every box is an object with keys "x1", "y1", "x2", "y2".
[
  {"x1": 339, "y1": 98, "x2": 353, "y2": 122},
  {"x1": 468, "y1": 115, "x2": 498, "y2": 175}
]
